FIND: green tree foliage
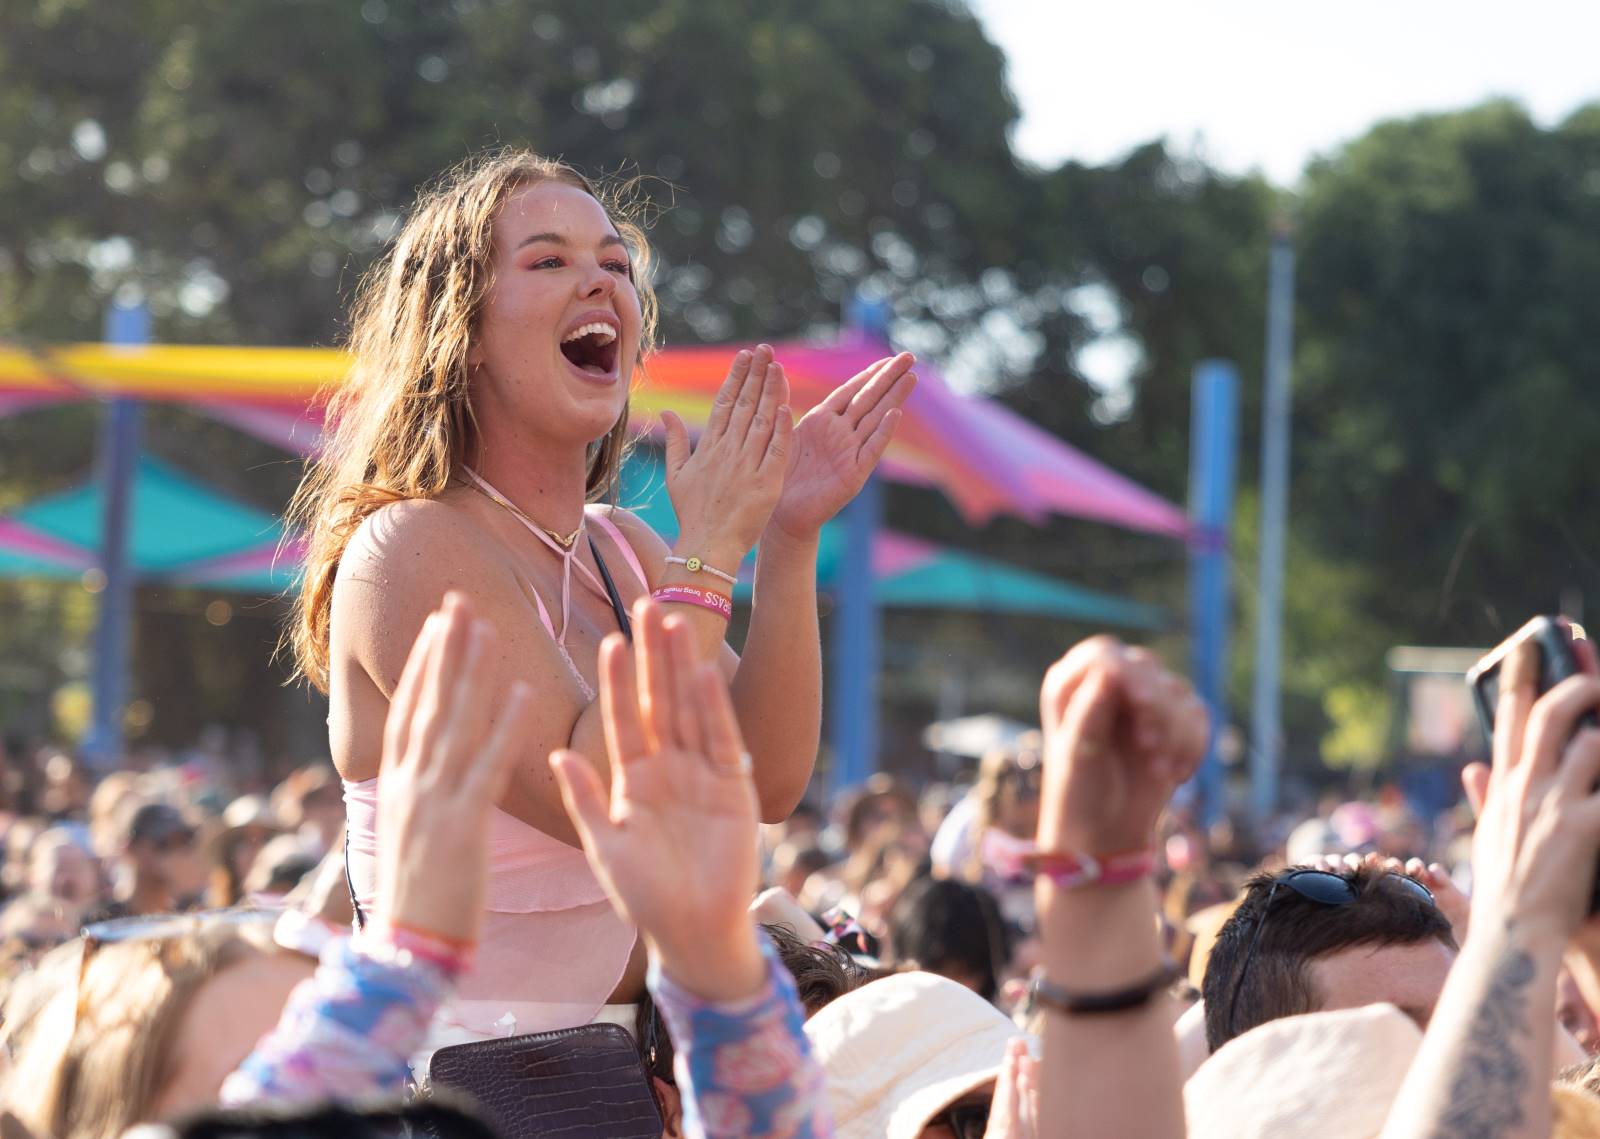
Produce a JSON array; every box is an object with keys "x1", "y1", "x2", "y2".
[{"x1": 1294, "y1": 99, "x2": 1600, "y2": 663}]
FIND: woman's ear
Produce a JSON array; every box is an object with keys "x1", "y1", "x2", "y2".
[{"x1": 651, "y1": 1076, "x2": 683, "y2": 1138}]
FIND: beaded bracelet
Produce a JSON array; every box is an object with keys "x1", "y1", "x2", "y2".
[
  {"x1": 652, "y1": 584, "x2": 733, "y2": 620},
  {"x1": 664, "y1": 555, "x2": 739, "y2": 586}
]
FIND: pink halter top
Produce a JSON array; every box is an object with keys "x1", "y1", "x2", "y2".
[{"x1": 344, "y1": 475, "x2": 652, "y2": 1038}]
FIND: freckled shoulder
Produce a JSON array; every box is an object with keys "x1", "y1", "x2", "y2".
[
  {"x1": 592, "y1": 504, "x2": 671, "y2": 580},
  {"x1": 332, "y1": 497, "x2": 518, "y2": 685}
]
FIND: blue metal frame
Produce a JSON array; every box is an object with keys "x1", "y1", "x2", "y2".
[
  {"x1": 827, "y1": 294, "x2": 892, "y2": 795},
  {"x1": 1187, "y1": 360, "x2": 1239, "y2": 823},
  {"x1": 82, "y1": 300, "x2": 148, "y2": 769}
]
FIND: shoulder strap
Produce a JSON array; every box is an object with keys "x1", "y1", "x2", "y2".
[
  {"x1": 588, "y1": 537, "x2": 634, "y2": 643},
  {"x1": 586, "y1": 509, "x2": 651, "y2": 590}
]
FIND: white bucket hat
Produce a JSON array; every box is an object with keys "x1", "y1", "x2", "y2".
[
  {"x1": 804, "y1": 971, "x2": 1028, "y2": 1139},
  {"x1": 1185, "y1": 1003, "x2": 1422, "y2": 1139}
]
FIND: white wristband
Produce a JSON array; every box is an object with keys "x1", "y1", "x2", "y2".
[{"x1": 665, "y1": 555, "x2": 738, "y2": 586}]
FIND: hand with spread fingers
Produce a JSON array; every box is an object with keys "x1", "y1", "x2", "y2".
[
  {"x1": 549, "y1": 599, "x2": 765, "y2": 1002},
  {"x1": 768, "y1": 352, "x2": 917, "y2": 542},
  {"x1": 660, "y1": 344, "x2": 794, "y2": 570},
  {"x1": 1037, "y1": 637, "x2": 1210, "y2": 858},
  {"x1": 373, "y1": 591, "x2": 535, "y2": 946}
]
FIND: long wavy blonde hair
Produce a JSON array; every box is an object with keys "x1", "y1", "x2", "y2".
[{"x1": 286, "y1": 150, "x2": 660, "y2": 691}]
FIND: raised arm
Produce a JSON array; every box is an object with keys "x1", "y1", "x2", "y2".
[
  {"x1": 654, "y1": 348, "x2": 915, "y2": 820},
  {"x1": 1380, "y1": 643, "x2": 1600, "y2": 1139},
  {"x1": 227, "y1": 594, "x2": 533, "y2": 1105},
  {"x1": 550, "y1": 601, "x2": 830, "y2": 1139},
  {"x1": 1033, "y1": 637, "x2": 1207, "y2": 1139}
]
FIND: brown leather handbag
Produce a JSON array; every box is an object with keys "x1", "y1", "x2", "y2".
[{"x1": 424, "y1": 1023, "x2": 664, "y2": 1139}]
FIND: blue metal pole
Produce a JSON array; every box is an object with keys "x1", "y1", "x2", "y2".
[
  {"x1": 829, "y1": 476, "x2": 883, "y2": 794},
  {"x1": 1187, "y1": 360, "x2": 1239, "y2": 824},
  {"x1": 1250, "y1": 230, "x2": 1296, "y2": 822},
  {"x1": 82, "y1": 300, "x2": 148, "y2": 770},
  {"x1": 827, "y1": 292, "x2": 891, "y2": 795}
]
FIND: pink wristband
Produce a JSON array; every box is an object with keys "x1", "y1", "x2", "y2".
[
  {"x1": 652, "y1": 585, "x2": 733, "y2": 620},
  {"x1": 1029, "y1": 847, "x2": 1156, "y2": 891},
  {"x1": 365, "y1": 919, "x2": 476, "y2": 977}
]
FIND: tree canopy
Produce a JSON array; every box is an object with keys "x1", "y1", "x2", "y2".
[{"x1": 2, "y1": 2, "x2": 1596, "y2": 788}]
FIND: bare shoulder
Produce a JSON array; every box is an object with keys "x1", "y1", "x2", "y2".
[
  {"x1": 332, "y1": 497, "x2": 514, "y2": 687},
  {"x1": 594, "y1": 504, "x2": 671, "y2": 563},
  {"x1": 340, "y1": 497, "x2": 485, "y2": 576}
]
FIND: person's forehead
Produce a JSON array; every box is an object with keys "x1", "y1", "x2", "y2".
[
  {"x1": 1309, "y1": 939, "x2": 1455, "y2": 1011},
  {"x1": 495, "y1": 181, "x2": 618, "y2": 239}
]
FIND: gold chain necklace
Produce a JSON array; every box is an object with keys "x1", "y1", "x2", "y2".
[{"x1": 468, "y1": 480, "x2": 583, "y2": 551}]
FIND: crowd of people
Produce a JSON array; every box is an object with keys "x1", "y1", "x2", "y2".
[{"x1": 3, "y1": 147, "x2": 1600, "y2": 1139}]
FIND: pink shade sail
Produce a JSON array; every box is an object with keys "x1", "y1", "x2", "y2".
[{"x1": 0, "y1": 518, "x2": 95, "y2": 570}]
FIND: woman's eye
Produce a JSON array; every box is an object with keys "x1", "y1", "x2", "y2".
[
  {"x1": 530, "y1": 256, "x2": 563, "y2": 269},
  {"x1": 606, "y1": 260, "x2": 634, "y2": 277}
]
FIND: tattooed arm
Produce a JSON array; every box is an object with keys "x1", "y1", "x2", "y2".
[
  {"x1": 1380, "y1": 921, "x2": 1557, "y2": 1139},
  {"x1": 1382, "y1": 642, "x2": 1600, "y2": 1139}
]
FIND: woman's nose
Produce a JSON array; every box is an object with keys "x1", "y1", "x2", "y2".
[{"x1": 579, "y1": 263, "x2": 615, "y2": 299}]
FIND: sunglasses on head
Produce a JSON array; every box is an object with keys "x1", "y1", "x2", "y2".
[
  {"x1": 72, "y1": 907, "x2": 276, "y2": 1034},
  {"x1": 1224, "y1": 868, "x2": 1435, "y2": 1041}
]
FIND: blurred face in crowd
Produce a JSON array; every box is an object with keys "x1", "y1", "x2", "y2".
[
  {"x1": 1305, "y1": 937, "x2": 1456, "y2": 1027},
  {"x1": 41, "y1": 753, "x2": 91, "y2": 818},
  {"x1": 28, "y1": 832, "x2": 98, "y2": 909},
  {"x1": 296, "y1": 783, "x2": 345, "y2": 851},
  {"x1": 132, "y1": 828, "x2": 206, "y2": 900},
  {"x1": 152, "y1": 947, "x2": 316, "y2": 1117},
  {"x1": 993, "y1": 764, "x2": 1041, "y2": 839},
  {"x1": 0, "y1": 897, "x2": 76, "y2": 968},
  {"x1": 226, "y1": 825, "x2": 275, "y2": 881},
  {"x1": 1559, "y1": 969, "x2": 1600, "y2": 1054}
]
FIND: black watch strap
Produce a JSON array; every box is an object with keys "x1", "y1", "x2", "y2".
[{"x1": 1029, "y1": 960, "x2": 1181, "y2": 1016}]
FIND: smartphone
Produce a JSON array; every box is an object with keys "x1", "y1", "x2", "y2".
[
  {"x1": 1466, "y1": 615, "x2": 1591, "y2": 738},
  {"x1": 1466, "y1": 615, "x2": 1600, "y2": 910}
]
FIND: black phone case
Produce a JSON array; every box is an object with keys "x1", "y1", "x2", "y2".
[{"x1": 1467, "y1": 616, "x2": 1600, "y2": 912}]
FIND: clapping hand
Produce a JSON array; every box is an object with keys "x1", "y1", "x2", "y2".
[
  {"x1": 661, "y1": 345, "x2": 793, "y2": 568},
  {"x1": 767, "y1": 352, "x2": 916, "y2": 542},
  {"x1": 550, "y1": 600, "x2": 765, "y2": 1001}
]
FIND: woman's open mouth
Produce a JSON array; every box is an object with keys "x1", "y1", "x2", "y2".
[{"x1": 560, "y1": 322, "x2": 620, "y2": 379}]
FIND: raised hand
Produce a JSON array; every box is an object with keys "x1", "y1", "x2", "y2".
[
  {"x1": 660, "y1": 345, "x2": 793, "y2": 569},
  {"x1": 988, "y1": 1038, "x2": 1040, "y2": 1139},
  {"x1": 374, "y1": 592, "x2": 534, "y2": 945},
  {"x1": 768, "y1": 352, "x2": 916, "y2": 542},
  {"x1": 1037, "y1": 637, "x2": 1208, "y2": 857},
  {"x1": 1469, "y1": 641, "x2": 1600, "y2": 935},
  {"x1": 549, "y1": 600, "x2": 765, "y2": 1001}
]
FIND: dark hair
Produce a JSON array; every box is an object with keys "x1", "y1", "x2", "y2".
[
  {"x1": 761, "y1": 922, "x2": 864, "y2": 1014},
  {"x1": 165, "y1": 1095, "x2": 497, "y2": 1139},
  {"x1": 633, "y1": 921, "x2": 862, "y2": 1109},
  {"x1": 886, "y1": 875, "x2": 1009, "y2": 1002},
  {"x1": 1201, "y1": 866, "x2": 1457, "y2": 1052}
]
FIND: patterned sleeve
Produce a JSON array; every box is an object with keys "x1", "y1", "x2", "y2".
[
  {"x1": 219, "y1": 933, "x2": 453, "y2": 1105},
  {"x1": 648, "y1": 932, "x2": 833, "y2": 1139}
]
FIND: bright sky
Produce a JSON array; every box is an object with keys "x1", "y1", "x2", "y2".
[{"x1": 970, "y1": 0, "x2": 1600, "y2": 185}]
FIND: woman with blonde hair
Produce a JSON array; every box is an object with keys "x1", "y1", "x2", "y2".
[{"x1": 286, "y1": 149, "x2": 915, "y2": 1045}]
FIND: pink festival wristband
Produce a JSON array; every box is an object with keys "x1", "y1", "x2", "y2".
[
  {"x1": 652, "y1": 584, "x2": 733, "y2": 621},
  {"x1": 1028, "y1": 847, "x2": 1156, "y2": 891}
]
